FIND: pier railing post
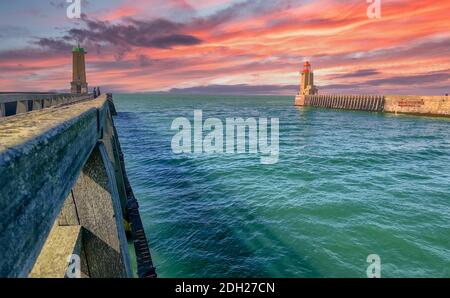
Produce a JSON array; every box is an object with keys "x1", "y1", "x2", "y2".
[{"x1": 16, "y1": 100, "x2": 28, "y2": 115}]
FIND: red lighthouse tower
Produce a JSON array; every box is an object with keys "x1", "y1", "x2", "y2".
[
  {"x1": 300, "y1": 61, "x2": 317, "y2": 96},
  {"x1": 295, "y1": 61, "x2": 318, "y2": 106}
]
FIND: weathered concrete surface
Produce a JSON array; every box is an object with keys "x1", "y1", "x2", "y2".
[
  {"x1": 0, "y1": 94, "x2": 132, "y2": 277},
  {"x1": 29, "y1": 225, "x2": 83, "y2": 278},
  {"x1": 295, "y1": 94, "x2": 450, "y2": 117},
  {"x1": 0, "y1": 100, "x2": 100, "y2": 277},
  {"x1": 0, "y1": 93, "x2": 156, "y2": 278},
  {"x1": 60, "y1": 144, "x2": 131, "y2": 277},
  {"x1": 295, "y1": 94, "x2": 384, "y2": 112},
  {"x1": 0, "y1": 93, "x2": 93, "y2": 118},
  {"x1": 384, "y1": 95, "x2": 450, "y2": 117}
]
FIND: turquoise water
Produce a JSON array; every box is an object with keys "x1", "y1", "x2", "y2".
[{"x1": 114, "y1": 94, "x2": 450, "y2": 278}]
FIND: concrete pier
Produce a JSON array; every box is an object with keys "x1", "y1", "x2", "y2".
[
  {"x1": 295, "y1": 94, "x2": 384, "y2": 112},
  {"x1": 293, "y1": 62, "x2": 449, "y2": 117},
  {"x1": 0, "y1": 94, "x2": 156, "y2": 278},
  {"x1": 0, "y1": 93, "x2": 93, "y2": 118},
  {"x1": 295, "y1": 94, "x2": 450, "y2": 117}
]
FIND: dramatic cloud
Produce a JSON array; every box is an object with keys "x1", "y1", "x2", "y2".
[
  {"x1": 364, "y1": 70, "x2": 450, "y2": 87},
  {"x1": 62, "y1": 15, "x2": 202, "y2": 51},
  {"x1": 35, "y1": 38, "x2": 73, "y2": 52},
  {"x1": 0, "y1": 0, "x2": 449, "y2": 94},
  {"x1": 320, "y1": 70, "x2": 450, "y2": 95},
  {"x1": 332, "y1": 69, "x2": 380, "y2": 79}
]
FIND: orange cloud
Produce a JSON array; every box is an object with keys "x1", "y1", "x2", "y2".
[{"x1": 0, "y1": 0, "x2": 449, "y2": 94}]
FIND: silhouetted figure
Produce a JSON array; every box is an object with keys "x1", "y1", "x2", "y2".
[
  {"x1": 97, "y1": 87, "x2": 101, "y2": 96},
  {"x1": 93, "y1": 87, "x2": 97, "y2": 98}
]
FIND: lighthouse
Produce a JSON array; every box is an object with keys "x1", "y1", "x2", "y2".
[
  {"x1": 70, "y1": 44, "x2": 88, "y2": 94},
  {"x1": 299, "y1": 61, "x2": 318, "y2": 96},
  {"x1": 294, "y1": 61, "x2": 318, "y2": 106}
]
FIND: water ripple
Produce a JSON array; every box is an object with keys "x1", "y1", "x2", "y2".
[{"x1": 115, "y1": 94, "x2": 450, "y2": 278}]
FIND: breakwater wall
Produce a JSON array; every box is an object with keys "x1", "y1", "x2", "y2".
[
  {"x1": 298, "y1": 94, "x2": 384, "y2": 112},
  {"x1": 0, "y1": 94, "x2": 156, "y2": 278},
  {"x1": 295, "y1": 94, "x2": 450, "y2": 117},
  {"x1": 0, "y1": 93, "x2": 94, "y2": 117}
]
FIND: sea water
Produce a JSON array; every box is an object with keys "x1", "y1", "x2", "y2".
[{"x1": 114, "y1": 94, "x2": 450, "y2": 278}]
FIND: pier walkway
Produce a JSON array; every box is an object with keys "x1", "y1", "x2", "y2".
[{"x1": 0, "y1": 93, "x2": 156, "y2": 278}]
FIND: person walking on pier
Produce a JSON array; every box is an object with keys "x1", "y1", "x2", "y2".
[{"x1": 93, "y1": 87, "x2": 97, "y2": 98}]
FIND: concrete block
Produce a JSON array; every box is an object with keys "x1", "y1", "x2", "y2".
[
  {"x1": 44, "y1": 98, "x2": 52, "y2": 108},
  {"x1": 29, "y1": 225, "x2": 83, "y2": 278},
  {"x1": 58, "y1": 191, "x2": 81, "y2": 226},
  {"x1": 33, "y1": 99, "x2": 43, "y2": 111},
  {"x1": 16, "y1": 100, "x2": 28, "y2": 114},
  {"x1": 384, "y1": 95, "x2": 449, "y2": 116},
  {"x1": 69, "y1": 144, "x2": 132, "y2": 278}
]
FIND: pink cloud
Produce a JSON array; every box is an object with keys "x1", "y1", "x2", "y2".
[{"x1": 0, "y1": 0, "x2": 449, "y2": 94}]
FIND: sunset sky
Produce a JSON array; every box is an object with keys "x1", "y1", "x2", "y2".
[{"x1": 0, "y1": 0, "x2": 449, "y2": 95}]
